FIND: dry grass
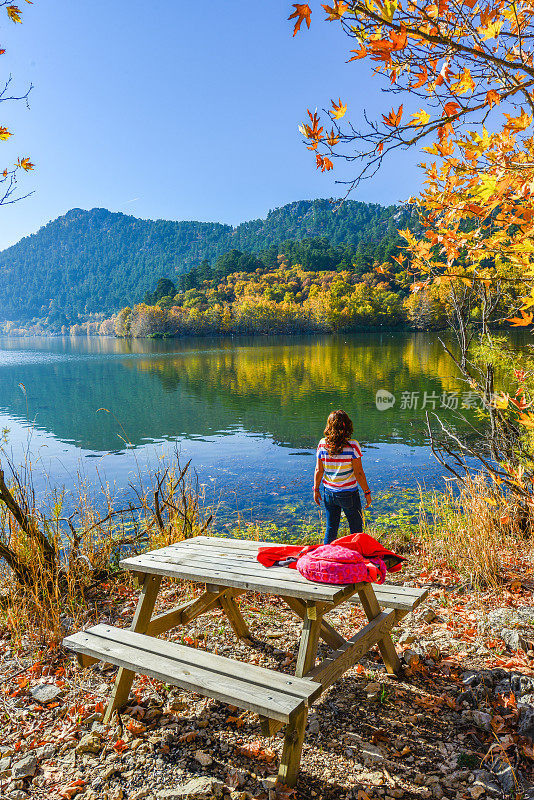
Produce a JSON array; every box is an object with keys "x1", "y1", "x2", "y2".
[
  {"x1": 418, "y1": 472, "x2": 533, "y2": 588},
  {"x1": 0, "y1": 454, "x2": 213, "y2": 646}
]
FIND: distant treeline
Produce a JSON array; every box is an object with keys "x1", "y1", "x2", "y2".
[
  {"x1": 3, "y1": 234, "x2": 510, "y2": 337},
  {"x1": 86, "y1": 242, "x2": 491, "y2": 337}
]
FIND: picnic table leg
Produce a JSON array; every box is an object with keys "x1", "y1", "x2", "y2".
[
  {"x1": 357, "y1": 583, "x2": 402, "y2": 676},
  {"x1": 282, "y1": 596, "x2": 346, "y2": 650},
  {"x1": 218, "y1": 591, "x2": 251, "y2": 641},
  {"x1": 295, "y1": 609, "x2": 322, "y2": 678},
  {"x1": 276, "y1": 603, "x2": 322, "y2": 785},
  {"x1": 104, "y1": 574, "x2": 162, "y2": 723},
  {"x1": 278, "y1": 705, "x2": 308, "y2": 788}
]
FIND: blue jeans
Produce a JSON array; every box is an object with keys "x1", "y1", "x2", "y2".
[{"x1": 322, "y1": 488, "x2": 363, "y2": 545}]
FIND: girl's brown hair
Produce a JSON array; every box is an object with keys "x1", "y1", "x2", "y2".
[{"x1": 324, "y1": 410, "x2": 353, "y2": 455}]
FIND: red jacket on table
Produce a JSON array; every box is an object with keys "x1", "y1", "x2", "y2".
[{"x1": 257, "y1": 532, "x2": 404, "y2": 573}]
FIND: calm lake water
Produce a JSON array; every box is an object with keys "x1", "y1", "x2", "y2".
[{"x1": 0, "y1": 332, "x2": 529, "y2": 530}]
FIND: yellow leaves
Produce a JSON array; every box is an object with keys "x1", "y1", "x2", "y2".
[
  {"x1": 423, "y1": 140, "x2": 454, "y2": 156},
  {"x1": 477, "y1": 18, "x2": 503, "y2": 40},
  {"x1": 0, "y1": 127, "x2": 12, "y2": 140},
  {"x1": 398, "y1": 228, "x2": 417, "y2": 246},
  {"x1": 451, "y1": 68, "x2": 475, "y2": 95},
  {"x1": 17, "y1": 156, "x2": 34, "y2": 171},
  {"x1": 6, "y1": 5, "x2": 22, "y2": 23},
  {"x1": 410, "y1": 108, "x2": 431, "y2": 127},
  {"x1": 330, "y1": 98, "x2": 347, "y2": 119},
  {"x1": 322, "y1": 1, "x2": 349, "y2": 20},
  {"x1": 382, "y1": 104, "x2": 403, "y2": 127},
  {"x1": 491, "y1": 392, "x2": 510, "y2": 409},
  {"x1": 504, "y1": 108, "x2": 532, "y2": 132},
  {"x1": 410, "y1": 281, "x2": 426, "y2": 293},
  {"x1": 508, "y1": 310, "x2": 533, "y2": 326},
  {"x1": 471, "y1": 174, "x2": 498, "y2": 203},
  {"x1": 362, "y1": 0, "x2": 398, "y2": 21},
  {"x1": 381, "y1": 0, "x2": 398, "y2": 22},
  {"x1": 288, "y1": 3, "x2": 312, "y2": 36}
]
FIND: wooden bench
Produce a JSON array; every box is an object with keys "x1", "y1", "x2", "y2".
[
  {"x1": 63, "y1": 537, "x2": 429, "y2": 787},
  {"x1": 64, "y1": 624, "x2": 321, "y2": 724}
]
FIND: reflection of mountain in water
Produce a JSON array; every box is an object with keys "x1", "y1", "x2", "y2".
[{"x1": 0, "y1": 333, "x2": 482, "y2": 452}]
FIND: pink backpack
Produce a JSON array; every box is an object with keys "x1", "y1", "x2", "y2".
[{"x1": 296, "y1": 543, "x2": 386, "y2": 585}]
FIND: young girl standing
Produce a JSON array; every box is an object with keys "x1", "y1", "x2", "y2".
[{"x1": 314, "y1": 409, "x2": 372, "y2": 545}]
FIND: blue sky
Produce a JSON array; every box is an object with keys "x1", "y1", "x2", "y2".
[{"x1": 0, "y1": 0, "x2": 424, "y2": 250}]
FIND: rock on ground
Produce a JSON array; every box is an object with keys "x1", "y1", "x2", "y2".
[
  {"x1": 157, "y1": 776, "x2": 227, "y2": 799},
  {"x1": 478, "y1": 606, "x2": 534, "y2": 651}
]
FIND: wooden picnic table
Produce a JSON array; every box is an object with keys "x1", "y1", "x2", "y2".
[{"x1": 64, "y1": 535, "x2": 428, "y2": 786}]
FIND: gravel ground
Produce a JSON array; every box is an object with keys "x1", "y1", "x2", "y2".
[{"x1": 1, "y1": 568, "x2": 534, "y2": 800}]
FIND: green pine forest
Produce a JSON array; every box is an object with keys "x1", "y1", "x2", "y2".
[{"x1": 0, "y1": 199, "x2": 416, "y2": 329}]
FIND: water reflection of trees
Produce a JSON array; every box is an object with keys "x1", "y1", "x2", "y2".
[
  {"x1": 0, "y1": 334, "x2": 479, "y2": 452},
  {"x1": 125, "y1": 335, "x2": 468, "y2": 448}
]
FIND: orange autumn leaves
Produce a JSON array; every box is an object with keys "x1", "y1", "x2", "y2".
[
  {"x1": 1, "y1": 0, "x2": 34, "y2": 188},
  {"x1": 288, "y1": 3, "x2": 312, "y2": 35},
  {"x1": 297, "y1": 99, "x2": 347, "y2": 170},
  {"x1": 287, "y1": 0, "x2": 534, "y2": 443},
  {"x1": 289, "y1": 0, "x2": 512, "y2": 176}
]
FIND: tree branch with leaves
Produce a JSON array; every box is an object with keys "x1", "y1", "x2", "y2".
[
  {"x1": 288, "y1": 0, "x2": 534, "y2": 518},
  {"x1": 0, "y1": 0, "x2": 34, "y2": 206}
]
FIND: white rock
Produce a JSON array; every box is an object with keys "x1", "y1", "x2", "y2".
[
  {"x1": 11, "y1": 754, "x2": 39, "y2": 780},
  {"x1": 157, "y1": 777, "x2": 226, "y2": 798},
  {"x1": 101, "y1": 763, "x2": 121, "y2": 780},
  {"x1": 30, "y1": 684, "x2": 63, "y2": 704},
  {"x1": 461, "y1": 710, "x2": 492, "y2": 731},
  {"x1": 193, "y1": 750, "x2": 213, "y2": 767},
  {"x1": 76, "y1": 733, "x2": 102, "y2": 754},
  {"x1": 0, "y1": 755, "x2": 11, "y2": 777},
  {"x1": 360, "y1": 742, "x2": 385, "y2": 765}
]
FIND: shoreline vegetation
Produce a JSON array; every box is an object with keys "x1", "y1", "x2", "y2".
[
  {"x1": 0, "y1": 262, "x2": 513, "y2": 339},
  {"x1": 0, "y1": 445, "x2": 529, "y2": 645}
]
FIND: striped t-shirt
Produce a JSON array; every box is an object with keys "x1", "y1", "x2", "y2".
[{"x1": 317, "y1": 438, "x2": 362, "y2": 492}]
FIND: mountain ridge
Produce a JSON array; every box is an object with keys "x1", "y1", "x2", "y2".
[{"x1": 0, "y1": 198, "x2": 414, "y2": 321}]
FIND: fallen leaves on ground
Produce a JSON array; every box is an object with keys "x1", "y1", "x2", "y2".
[{"x1": 236, "y1": 739, "x2": 277, "y2": 762}]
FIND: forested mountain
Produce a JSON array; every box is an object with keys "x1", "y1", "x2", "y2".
[{"x1": 0, "y1": 199, "x2": 416, "y2": 321}]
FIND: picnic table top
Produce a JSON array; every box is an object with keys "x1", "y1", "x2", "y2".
[{"x1": 120, "y1": 535, "x2": 366, "y2": 603}]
